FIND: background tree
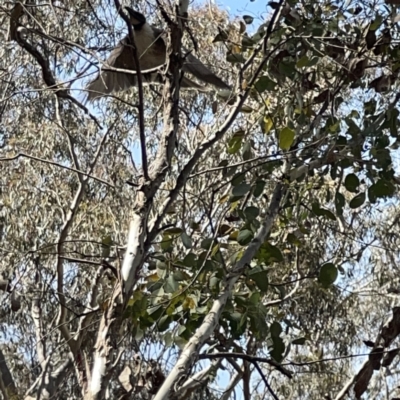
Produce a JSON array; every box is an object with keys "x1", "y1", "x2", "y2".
[{"x1": 1, "y1": 0, "x2": 400, "y2": 399}]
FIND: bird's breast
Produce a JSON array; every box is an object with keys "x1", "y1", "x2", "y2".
[{"x1": 133, "y1": 25, "x2": 166, "y2": 70}]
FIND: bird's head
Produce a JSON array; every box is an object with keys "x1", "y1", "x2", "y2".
[{"x1": 125, "y1": 7, "x2": 146, "y2": 29}]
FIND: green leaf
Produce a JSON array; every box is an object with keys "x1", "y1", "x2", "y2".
[
  {"x1": 270, "y1": 321, "x2": 282, "y2": 337},
  {"x1": 368, "y1": 179, "x2": 395, "y2": 203},
  {"x1": 318, "y1": 263, "x2": 338, "y2": 287},
  {"x1": 244, "y1": 206, "x2": 259, "y2": 221},
  {"x1": 308, "y1": 57, "x2": 319, "y2": 67},
  {"x1": 270, "y1": 336, "x2": 285, "y2": 362},
  {"x1": 227, "y1": 311, "x2": 242, "y2": 323},
  {"x1": 232, "y1": 183, "x2": 251, "y2": 197},
  {"x1": 213, "y1": 31, "x2": 228, "y2": 42},
  {"x1": 211, "y1": 243, "x2": 221, "y2": 257},
  {"x1": 152, "y1": 253, "x2": 166, "y2": 262},
  {"x1": 344, "y1": 173, "x2": 360, "y2": 193},
  {"x1": 349, "y1": 192, "x2": 366, "y2": 209},
  {"x1": 312, "y1": 25, "x2": 324, "y2": 36},
  {"x1": 243, "y1": 15, "x2": 254, "y2": 24},
  {"x1": 218, "y1": 224, "x2": 233, "y2": 237},
  {"x1": 130, "y1": 293, "x2": 147, "y2": 317},
  {"x1": 174, "y1": 335, "x2": 188, "y2": 349},
  {"x1": 147, "y1": 305, "x2": 163, "y2": 320},
  {"x1": 173, "y1": 271, "x2": 190, "y2": 281},
  {"x1": 237, "y1": 229, "x2": 254, "y2": 246},
  {"x1": 182, "y1": 253, "x2": 196, "y2": 267},
  {"x1": 261, "y1": 116, "x2": 274, "y2": 133},
  {"x1": 375, "y1": 134, "x2": 390, "y2": 150},
  {"x1": 199, "y1": 259, "x2": 216, "y2": 272},
  {"x1": 389, "y1": 109, "x2": 399, "y2": 137},
  {"x1": 278, "y1": 61, "x2": 296, "y2": 79},
  {"x1": 370, "y1": 15, "x2": 383, "y2": 30},
  {"x1": 279, "y1": 127, "x2": 295, "y2": 150},
  {"x1": 321, "y1": 209, "x2": 336, "y2": 221},
  {"x1": 239, "y1": 312, "x2": 248, "y2": 329},
  {"x1": 296, "y1": 55, "x2": 310, "y2": 68},
  {"x1": 164, "y1": 227, "x2": 183, "y2": 235},
  {"x1": 250, "y1": 311, "x2": 269, "y2": 340},
  {"x1": 231, "y1": 173, "x2": 245, "y2": 186},
  {"x1": 242, "y1": 35, "x2": 256, "y2": 47},
  {"x1": 286, "y1": 233, "x2": 301, "y2": 246},
  {"x1": 335, "y1": 192, "x2": 345, "y2": 215},
  {"x1": 164, "y1": 275, "x2": 179, "y2": 293},
  {"x1": 249, "y1": 292, "x2": 261, "y2": 304},
  {"x1": 228, "y1": 131, "x2": 245, "y2": 154},
  {"x1": 326, "y1": 117, "x2": 340, "y2": 133},
  {"x1": 163, "y1": 332, "x2": 173, "y2": 347},
  {"x1": 181, "y1": 232, "x2": 192, "y2": 249},
  {"x1": 157, "y1": 315, "x2": 172, "y2": 332},
  {"x1": 254, "y1": 76, "x2": 277, "y2": 93},
  {"x1": 242, "y1": 141, "x2": 252, "y2": 160},
  {"x1": 101, "y1": 234, "x2": 113, "y2": 258},
  {"x1": 312, "y1": 203, "x2": 336, "y2": 220},
  {"x1": 161, "y1": 234, "x2": 173, "y2": 252},
  {"x1": 267, "y1": 244, "x2": 284, "y2": 262},
  {"x1": 201, "y1": 238, "x2": 214, "y2": 250},
  {"x1": 257, "y1": 242, "x2": 284, "y2": 263},
  {"x1": 274, "y1": 285, "x2": 286, "y2": 299},
  {"x1": 312, "y1": 202, "x2": 323, "y2": 216},
  {"x1": 156, "y1": 260, "x2": 167, "y2": 272},
  {"x1": 292, "y1": 337, "x2": 306, "y2": 345},
  {"x1": 134, "y1": 327, "x2": 144, "y2": 341},
  {"x1": 253, "y1": 180, "x2": 266, "y2": 197},
  {"x1": 227, "y1": 53, "x2": 246, "y2": 63},
  {"x1": 189, "y1": 220, "x2": 200, "y2": 230},
  {"x1": 251, "y1": 271, "x2": 269, "y2": 292},
  {"x1": 373, "y1": 148, "x2": 391, "y2": 169},
  {"x1": 209, "y1": 274, "x2": 221, "y2": 291}
]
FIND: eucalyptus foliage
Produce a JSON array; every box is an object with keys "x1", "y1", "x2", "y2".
[{"x1": 1, "y1": 0, "x2": 400, "y2": 399}]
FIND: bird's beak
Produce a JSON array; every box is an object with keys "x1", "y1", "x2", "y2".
[{"x1": 125, "y1": 7, "x2": 146, "y2": 26}]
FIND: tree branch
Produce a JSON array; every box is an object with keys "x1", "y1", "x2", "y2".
[
  {"x1": 88, "y1": 5, "x2": 186, "y2": 398},
  {"x1": 199, "y1": 352, "x2": 293, "y2": 378},
  {"x1": 153, "y1": 181, "x2": 287, "y2": 400}
]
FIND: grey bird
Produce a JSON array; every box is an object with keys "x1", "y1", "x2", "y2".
[{"x1": 86, "y1": 8, "x2": 230, "y2": 101}]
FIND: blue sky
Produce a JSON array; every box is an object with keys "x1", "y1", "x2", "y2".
[
  {"x1": 221, "y1": 0, "x2": 267, "y2": 17},
  {"x1": 200, "y1": 0, "x2": 270, "y2": 28},
  {"x1": 222, "y1": 0, "x2": 267, "y2": 14},
  {"x1": 219, "y1": 0, "x2": 269, "y2": 27}
]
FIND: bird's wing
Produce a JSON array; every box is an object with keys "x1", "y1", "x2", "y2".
[
  {"x1": 86, "y1": 26, "x2": 231, "y2": 100},
  {"x1": 182, "y1": 49, "x2": 231, "y2": 90},
  {"x1": 86, "y1": 31, "x2": 168, "y2": 101},
  {"x1": 86, "y1": 39, "x2": 138, "y2": 101}
]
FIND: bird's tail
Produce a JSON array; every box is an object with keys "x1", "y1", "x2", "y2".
[{"x1": 183, "y1": 52, "x2": 231, "y2": 91}]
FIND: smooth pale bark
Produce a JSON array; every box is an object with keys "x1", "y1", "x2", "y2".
[{"x1": 153, "y1": 183, "x2": 286, "y2": 400}]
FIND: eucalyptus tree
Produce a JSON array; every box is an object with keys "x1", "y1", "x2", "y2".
[{"x1": 1, "y1": 0, "x2": 400, "y2": 399}]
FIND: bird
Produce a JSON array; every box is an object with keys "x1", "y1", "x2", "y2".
[{"x1": 86, "y1": 8, "x2": 231, "y2": 101}]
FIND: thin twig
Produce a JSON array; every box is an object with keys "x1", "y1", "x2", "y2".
[
  {"x1": 253, "y1": 361, "x2": 279, "y2": 400},
  {"x1": 15, "y1": 26, "x2": 103, "y2": 128},
  {"x1": 0, "y1": 153, "x2": 114, "y2": 187},
  {"x1": 113, "y1": 0, "x2": 149, "y2": 180},
  {"x1": 198, "y1": 352, "x2": 292, "y2": 378}
]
